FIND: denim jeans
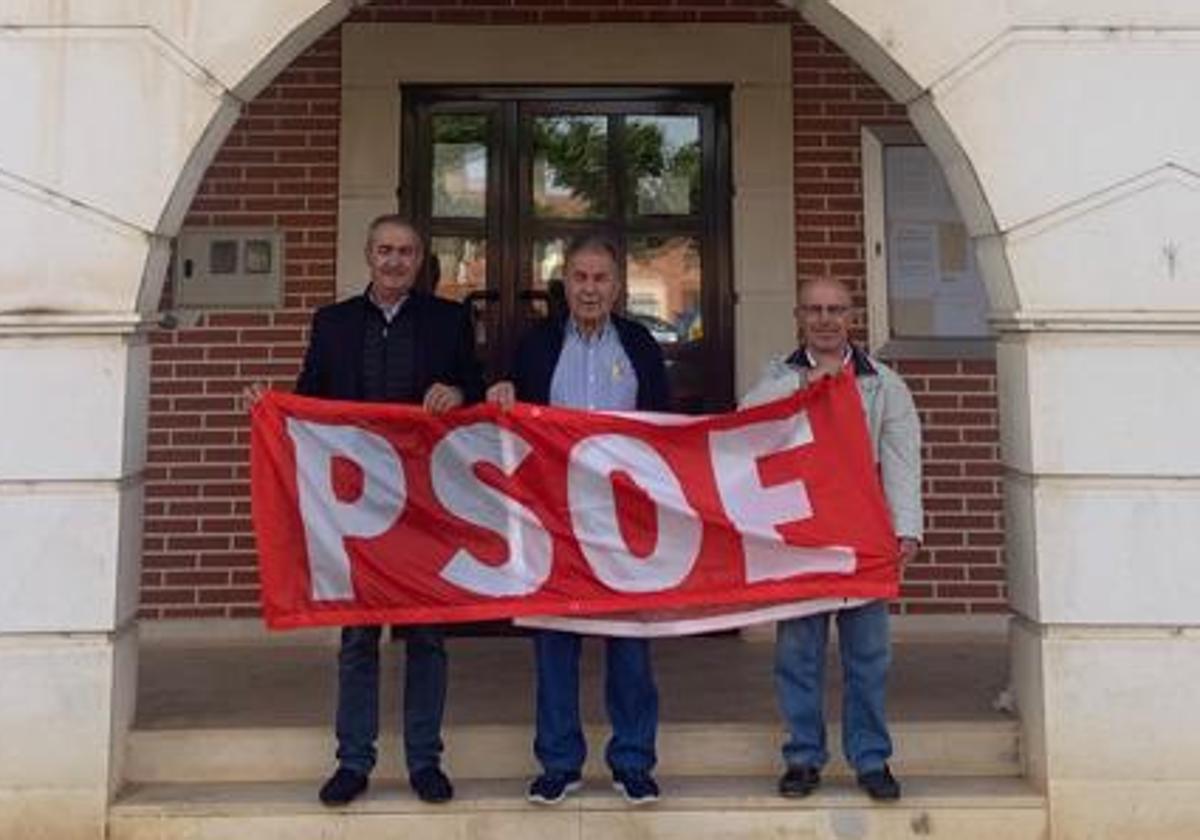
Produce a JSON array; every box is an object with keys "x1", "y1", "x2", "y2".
[
  {"x1": 774, "y1": 600, "x2": 892, "y2": 773},
  {"x1": 533, "y1": 629, "x2": 658, "y2": 777},
  {"x1": 334, "y1": 625, "x2": 447, "y2": 776}
]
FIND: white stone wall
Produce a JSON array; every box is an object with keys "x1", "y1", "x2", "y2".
[
  {"x1": 0, "y1": 4, "x2": 357, "y2": 837},
  {"x1": 799, "y1": 1, "x2": 1200, "y2": 836}
]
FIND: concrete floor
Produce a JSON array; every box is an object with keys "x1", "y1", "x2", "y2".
[{"x1": 136, "y1": 633, "x2": 1010, "y2": 730}]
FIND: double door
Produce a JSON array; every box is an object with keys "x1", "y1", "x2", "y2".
[{"x1": 401, "y1": 86, "x2": 734, "y2": 413}]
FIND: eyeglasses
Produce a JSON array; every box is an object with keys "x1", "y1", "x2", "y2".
[{"x1": 799, "y1": 304, "x2": 850, "y2": 318}]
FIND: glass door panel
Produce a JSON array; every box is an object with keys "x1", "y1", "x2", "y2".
[
  {"x1": 431, "y1": 115, "x2": 489, "y2": 218},
  {"x1": 625, "y1": 115, "x2": 701, "y2": 217},
  {"x1": 531, "y1": 116, "x2": 609, "y2": 219},
  {"x1": 405, "y1": 88, "x2": 732, "y2": 412}
]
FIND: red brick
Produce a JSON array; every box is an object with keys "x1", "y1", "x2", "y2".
[
  {"x1": 160, "y1": 607, "x2": 227, "y2": 619},
  {"x1": 169, "y1": 501, "x2": 234, "y2": 516},
  {"x1": 199, "y1": 552, "x2": 259, "y2": 569},
  {"x1": 927, "y1": 377, "x2": 993, "y2": 393},
  {"x1": 144, "y1": 519, "x2": 199, "y2": 534},
  {"x1": 142, "y1": 554, "x2": 197, "y2": 570},
  {"x1": 937, "y1": 583, "x2": 1000, "y2": 599},
  {"x1": 142, "y1": 590, "x2": 197, "y2": 604},
  {"x1": 198, "y1": 588, "x2": 260, "y2": 604},
  {"x1": 141, "y1": 13, "x2": 1007, "y2": 621},
  {"x1": 906, "y1": 565, "x2": 965, "y2": 581},
  {"x1": 165, "y1": 571, "x2": 231, "y2": 587},
  {"x1": 167, "y1": 535, "x2": 232, "y2": 551}
]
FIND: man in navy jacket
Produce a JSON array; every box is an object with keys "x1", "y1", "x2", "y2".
[
  {"x1": 255, "y1": 215, "x2": 482, "y2": 807},
  {"x1": 487, "y1": 235, "x2": 669, "y2": 806}
]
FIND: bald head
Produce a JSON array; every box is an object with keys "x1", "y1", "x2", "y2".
[
  {"x1": 798, "y1": 277, "x2": 852, "y2": 308},
  {"x1": 797, "y1": 277, "x2": 852, "y2": 357}
]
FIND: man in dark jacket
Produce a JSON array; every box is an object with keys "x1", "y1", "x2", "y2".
[
  {"x1": 487, "y1": 235, "x2": 669, "y2": 806},
  {"x1": 255, "y1": 214, "x2": 482, "y2": 807}
]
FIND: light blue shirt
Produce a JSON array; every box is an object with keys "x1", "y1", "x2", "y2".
[{"x1": 549, "y1": 318, "x2": 639, "y2": 411}]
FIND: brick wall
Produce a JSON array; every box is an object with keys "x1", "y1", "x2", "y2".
[
  {"x1": 140, "y1": 0, "x2": 1006, "y2": 619},
  {"x1": 787, "y1": 28, "x2": 1006, "y2": 614},
  {"x1": 142, "y1": 31, "x2": 341, "y2": 619}
]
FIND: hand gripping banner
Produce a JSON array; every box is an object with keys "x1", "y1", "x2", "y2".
[{"x1": 250, "y1": 373, "x2": 899, "y2": 631}]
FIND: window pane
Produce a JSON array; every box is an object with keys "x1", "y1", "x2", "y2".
[
  {"x1": 531, "y1": 238, "x2": 566, "y2": 290},
  {"x1": 626, "y1": 236, "x2": 702, "y2": 344},
  {"x1": 626, "y1": 116, "x2": 700, "y2": 217},
  {"x1": 432, "y1": 115, "x2": 488, "y2": 218},
  {"x1": 883, "y1": 145, "x2": 989, "y2": 339},
  {"x1": 429, "y1": 236, "x2": 487, "y2": 303},
  {"x1": 532, "y1": 116, "x2": 608, "y2": 218},
  {"x1": 530, "y1": 238, "x2": 568, "y2": 319},
  {"x1": 208, "y1": 240, "x2": 237, "y2": 275}
]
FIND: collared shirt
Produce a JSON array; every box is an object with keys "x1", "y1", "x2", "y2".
[
  {"x1": 786, "y1": 343, "x2": 876, "y2": 378},
  {"x1": 368, "y1": 284, "x2": 407, "y2": 323},
  {"x1": 549, "y1": 317, "x2": 639, "y2": 411},
  {"x1": 802, "y1": 345, "x2": 853, "y2": 370}
]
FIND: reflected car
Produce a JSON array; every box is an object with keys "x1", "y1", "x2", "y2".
[{"x1": 628, "y1": 312, "x2": 681, "y2": 344}]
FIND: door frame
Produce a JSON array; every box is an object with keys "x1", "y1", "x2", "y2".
[{"x1": 400, "y1": 84, "x2": 735, "y2": 411}]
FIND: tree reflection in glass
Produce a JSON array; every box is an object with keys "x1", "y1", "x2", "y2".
[
  {"x1": 626, "y1": 116, "x2": 700, "y2": 217},
  {"x1": 532, "y1": 116, "x2": 608, "y2": 218},
  {"x1": 433, "y1": 115, "x2": 488, "y2": 218}
]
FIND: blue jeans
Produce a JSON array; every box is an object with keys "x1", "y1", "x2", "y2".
[
  {"x1": 533, "y1": 630, "x2": 658, "y2": 777},
  {"x1": 774, "y1": 600, "x2": 892, "y2": 773},
  {"x1": 334, "y1": 625, "x2": 446, "y2": 776}
]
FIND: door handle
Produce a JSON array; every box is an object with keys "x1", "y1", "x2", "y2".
[
  {"x1": 464, "y1": 289, "x2": 500, "y2": 306},
  {"x1": 462, "y1": 289, "x2": 498, "y2": 344},
  {"x1": 519, "y1": 287, "x2": 565, "y2": 318}
]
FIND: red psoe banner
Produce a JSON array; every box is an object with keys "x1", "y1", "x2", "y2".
[{"x1": 251, "y1": 374, "x2": 899, "y2": 630}]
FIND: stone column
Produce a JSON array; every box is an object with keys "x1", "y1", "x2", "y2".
[
  {"x1": 798, "y1": 2, "x2": 1200, "y2": 836},
  {"x1": 0, "y1": 5, "x2": 356, "y2": 836},
  {"x1": 999, "y1": 315, "x2": 1200, "y2": 838},
  {"x1": 0, "y1": 317, "x2": 149, "y2": 839}
]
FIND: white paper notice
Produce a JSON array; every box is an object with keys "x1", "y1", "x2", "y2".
[
  {"x1": 883, "y1": 145, "x2": 990, "y2": 339},
  {"x1": 890, "y1": 223, "x2": 938, "y2": 298}
]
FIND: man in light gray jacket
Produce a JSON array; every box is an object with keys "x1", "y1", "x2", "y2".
[{"x1": 741, "y1": 277, "x2": 922, "y2": 802}]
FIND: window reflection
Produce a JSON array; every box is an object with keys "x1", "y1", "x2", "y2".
[
  {"x1": 433, "y1": 115, "x2": 488, "y2": 218},
  {"x1": 530, "y1": 238, "x2": 568, "y2": 320},
  {"x1": 429, "y1": 236, "x2": 487, "y2": 302},
  {"x1": 626, "y1": 236, "x2": 702, "y2": 344},
  {"x1": 532, "y1": 116, "x2": 608, "y2": 218},
  {"x1": 626, "y1": 116, "x2": 700, "y2": 217}
]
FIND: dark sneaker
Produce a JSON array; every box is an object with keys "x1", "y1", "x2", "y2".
[
  {"x1": 318, "y1": 767, "x2": 369, "y2": 806},
  {"x1": 527, "y1": 771, "x2": 583, "y2": 805},
  {"x1": 612, "y1": 771, "x2": 660, "y2": 805},
  {"x1": 409, "y1": 765, "x2": 454, "y2": 803},
  {"x1": 778, "y1": 765, "x2": 821, "y2": 798},
  {"x1": 856, "y1": 765, "x2": 901, "y2": 801}
]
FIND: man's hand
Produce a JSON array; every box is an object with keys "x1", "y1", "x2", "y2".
[
  {"x1": 898, "y1": 537, "x2": 920, "y2": 568},
  {"x1": 423, "y1": 382, "x2": 464, "y2": 414},
  {"x1": 241, "y1": 381, "x2": 268, "y2": 412},
  {"x1": 485, "y1": 381, "x2": 516, "y2": 410}
]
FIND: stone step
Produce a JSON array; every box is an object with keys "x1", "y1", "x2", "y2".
[
  {"x1": 126, "y1": 719, "x2": 1019, "y2": 783},
  {"x1": 109, "y1": 776, "x2": 1047, "y2": 840}
]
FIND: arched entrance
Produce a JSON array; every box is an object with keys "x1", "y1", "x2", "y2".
[{"x1": 4, "y1": 2, "x2": 1200, "y2": 838}]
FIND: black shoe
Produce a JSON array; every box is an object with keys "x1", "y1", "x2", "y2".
[
  {"x1": 778, "y1": 765, "x2": 821, "y2": 798},
  {"x1": 527, "y1": 771, "x2": 583, "y2": 805},
  {"x1": 410, "y1": 765, "x2": 454, "y2": 803},
  {"x1": 856, "y1": 765, "x2": 901, "y2": 801},
  {"x1": 612, "y1": 771, "x2": 660, "y2": 805},
  {"x1": 318, "y1": 767, "x2": 369, "y2": 806}
]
